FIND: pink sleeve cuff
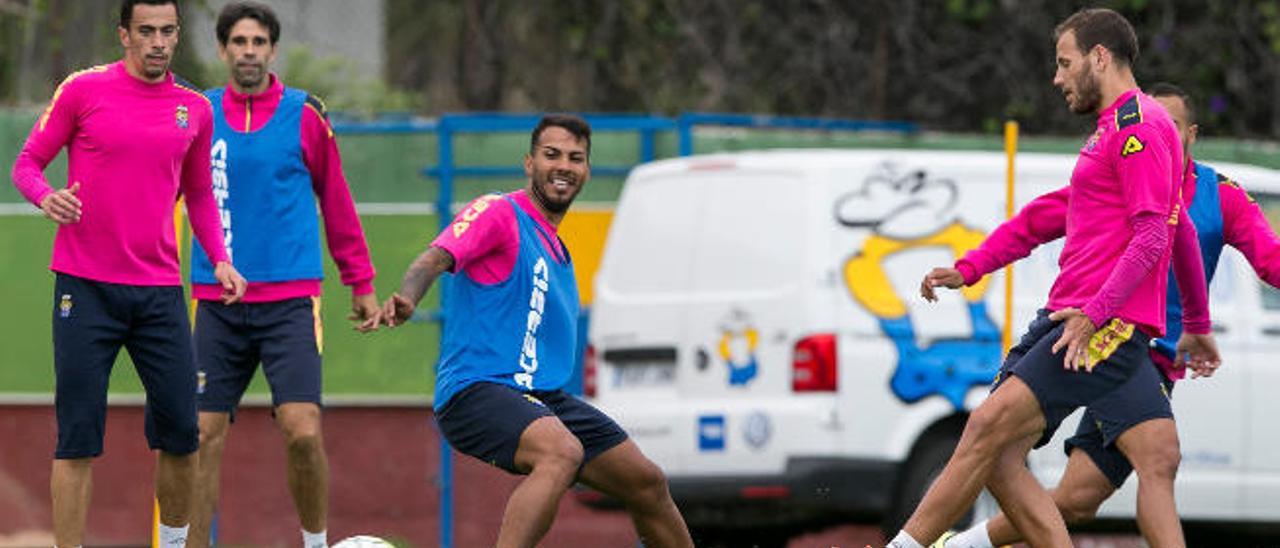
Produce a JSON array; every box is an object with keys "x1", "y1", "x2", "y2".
[
  {"x1": 351, "y1": 280, "x2": 375, "y2": 296},
  {"x1": 955, "y1": 260, "x2": 981, "y2": 286},
  {"x1": 1081, "y1": 303, "x2": 1108, "y2": 331},
  {"x1": 1182, "y1": 319, "x2": 1211, "y2": 335}
]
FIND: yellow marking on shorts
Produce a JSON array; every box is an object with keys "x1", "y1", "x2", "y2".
[
  {"x1": 1085, "y1": 318, "x2": 1135, "y2": 371},
  {"x1": 311, "y1": 296, "x2": 324, "y2": 355}
]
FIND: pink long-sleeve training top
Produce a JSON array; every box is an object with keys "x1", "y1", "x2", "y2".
[{"x1": 11, "y1": 61, "x2": 228, "y2": 286}]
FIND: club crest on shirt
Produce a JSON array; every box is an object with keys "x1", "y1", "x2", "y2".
[
  {"x1": 1083, "y1": 128, "x2": 1102, "y2": 152},
  {"x1": 175, "y1": 104, "x2": 189, "y2": 129}
]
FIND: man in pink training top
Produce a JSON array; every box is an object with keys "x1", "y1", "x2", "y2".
[
  {"x1": 887, "y1": 9, "x2": 1213, "y2": 548},
  {"x1": 186, "y1": 4, "x2": 381, "y2": 548},
  {"x1": 9, "y1": 1, "x2": 246, "y2": 546},
  {"x1": 934, "y1": 83, "x2": 1270, "y2": 548}
]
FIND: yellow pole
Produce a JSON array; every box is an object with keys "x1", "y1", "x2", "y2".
[
  {"x1": 1002, "y1": 121, "x2": 1019, "y2": 354},
  {"x1": 154, "y1": 199, "x2": 187, "y2": 547}
]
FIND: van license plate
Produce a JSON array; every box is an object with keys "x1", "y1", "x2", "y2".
[{"x1": 612, "y1": 363, "x2": 676, "y2": 388}]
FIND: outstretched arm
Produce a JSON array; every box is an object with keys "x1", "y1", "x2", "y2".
[
  {"x1": 921, "y1": 186, "x2": 1068, "y2": 301},
  {"x1": 382, "y1": 246, "x2": 455, "y2": 327},
  {"x1": 955, "y1": 186, "x2": 1069, "y2": 284},
  {"x1": 1219, "y1": 178, "x2": 1280, "y2": 287}
]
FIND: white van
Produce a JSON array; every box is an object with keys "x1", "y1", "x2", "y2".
[{"x1": 584, "y1": 149, "x2": 1280, "y2": 543}]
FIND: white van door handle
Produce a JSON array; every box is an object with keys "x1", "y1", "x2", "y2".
[{"x1": 1261, "y1": 326, "x2": 1280, "y2": 337}]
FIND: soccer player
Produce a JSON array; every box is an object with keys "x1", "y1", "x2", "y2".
[
  {"x1": 936, "y1": 83, "x2": 1269, "y2": 548},
  {"x1": 186, "y1": 3, "x2": 380, "y2": 548},
  {"x1": 9, "y1": 1, "x2": 247, "y2": 546},
  {"x1": 892, "y1": 9, "x2": 1206, "y2": 547},
  {"x1": 379, "y1": 115, "x2": 693, "y2": 548}
]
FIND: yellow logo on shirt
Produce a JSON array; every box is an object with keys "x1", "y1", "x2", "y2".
[
  {"x1": 450, "y1": 194, "x2": 502, "y2": 238},
  {"x1": 1121, "y1": 135, "x2": 1145, "y2": 157}
]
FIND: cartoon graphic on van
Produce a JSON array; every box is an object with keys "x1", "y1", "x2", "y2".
[
  {"x1": 836, "y1": 164, "x2": 1001, "y2": 409},
  {"x1": 717, "y1": 309, "x2": 760, "y2": 386}
]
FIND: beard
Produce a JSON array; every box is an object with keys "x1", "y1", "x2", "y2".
[
  {"x1": 233, "y1": 63, "x2": 266, "y2": 90},
  {"x1": 1068, "y1": 70, "x2": 1102, "y2": 114},
  {"x1": 530, "y1": 171, "x2": 581, "y2": 214}
]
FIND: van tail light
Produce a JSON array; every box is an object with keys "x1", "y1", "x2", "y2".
[
  {"x1": 583, "y1": 344, "x2": 598, "y2": 398},
  {"x1": 792, "y1": 334, "x2": 837, "y2": 392}
]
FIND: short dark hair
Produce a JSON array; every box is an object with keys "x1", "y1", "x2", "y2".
[
  {"x1": 216, "y1": 1, "x2": 281, "y2": 46},
  {"x1": 530, "y1": 114, "x2": 592, "y2": 155},
  {"x1": 1147, "y1": 82, "x2": 1196, "y2": 125},
  {"x1": 1055, "y1": 8, "x2": 1139, "y2": 67},
  {"x1": 119, "y1": 0, "x2": 180, "y2": 29}
]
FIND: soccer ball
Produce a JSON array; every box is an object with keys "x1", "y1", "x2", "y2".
[{"x1": 332, "y1": 536, "x2": 395, "y2": 548}]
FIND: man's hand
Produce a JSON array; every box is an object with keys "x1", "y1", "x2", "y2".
[
  {"x1": 1175, "y1": 332, "x2": 1222, "y2": 379},
  {"x1": 381, "y1": 293, "x2": 416, "y2": 328},
  {"x1": 920, "y1": 267, "x2": 965, "y2": 302},
  {"x1": 350, "y1": 292, "x2": 383, "y2": 332},
  {"x1": 39, "y1": 182, "x2": 81, "y2": 224},
  {"x1": 213, "y1": 261, "x2": 247, "y2": 304},
  {"x1": 1049, "y1": 307, "x2": 1099, "y2": 372}
]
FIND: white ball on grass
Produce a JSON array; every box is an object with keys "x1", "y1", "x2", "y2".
[{"x1": 331, "y1": 535, "x2": 395, "y2": 548}]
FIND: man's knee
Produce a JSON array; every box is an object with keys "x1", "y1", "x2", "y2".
[
  {"x1": 276, "y1": 405, "x2": 324, "y2": 456},
  {"x1": 967, "y1": 396, "x2": 1037, "y2": 458},
  {"x1": 622, "y1": 459, "x2": 672, "y2": 509},
  {"x1": 522, "y1": 426, "x2": 585, "y2": 476},
  {"x1": 198, "y1": 414, "x2": 230, "y2": 449},
  {"x1": 1054, "y1": 486, "x2": 1104, "y2": 524},
  {"x1": 1132, "y1": 442, "x2": 1181, "y2": 483}
]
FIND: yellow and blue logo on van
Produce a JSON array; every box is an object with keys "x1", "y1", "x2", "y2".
[
  {"x1": 835, "y1": 164, "x2": 1001, "y2": 410},
  {"x1": 717, "y1": 309, "x2": 760, "y2": 386}
]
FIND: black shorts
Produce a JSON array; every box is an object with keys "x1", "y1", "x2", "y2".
[
  {"x1": 436, "y1": 382, "x2": 629, "y2": 474},
  {"x1": 193, "y1": 297, "x2": 323, "y2": 417},
  {"x1": 992, "y1": 309, "x2": 1166, "y2": 448},
  {"x1": 52, "y1": 273, "x2": 198, "y2": 458},
  {"x1": 1066, "y1": 371, "x2": 1176, "y2": 488}
]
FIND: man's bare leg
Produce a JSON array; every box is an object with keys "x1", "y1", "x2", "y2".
[
  {"x1": 1116, "y1": 418, "x2": 1184, "y2": 548},
  {"x1": 984, "y1": 447, "x2": 1116, "y2": 545},
  {"x1": 577, "y1": 439, "x2": 692, "y2": 547},
  {"x1": 898, "y1": 377, "x2": 1047, "y2": 545},
  {"x1": 189, "y1": 412, "x2": 231, "y2": 548},
  {"x1": 276, "y1": 402, "x2": 329, "y2": 535},
  {"x1": 51, "y1": 457, "x2": 93, "y2": 547},
  {"x1": 496, "y1": 417, "x2": 583, "y2": 548}
]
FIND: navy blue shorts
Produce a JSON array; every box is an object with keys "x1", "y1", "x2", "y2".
[
  {"x1": 52, "y1": 273, "x2": 198, "y2": 458},
  {"x1": 436, "y1": 382, "x2": 629, "y2": 474},
  {"x1": 193, "y1": 297, "x2": 323, "y2": 417},
  {"x1": 1066, "y1": 370, "x2": 1176, "y2": 488},
  {"x1": 992, "y1": 309, "x2": 1165, "y2": 448}
]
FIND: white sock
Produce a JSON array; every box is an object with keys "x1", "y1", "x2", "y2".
[
  {"x1": 303, "y1": 528, "x2": 327, "y2": 548},
  {"x1": 887, "y1": 530, "x2": 925, "y2": 548},
  {"x1": 158, "y1": 523, "x2": 189, "y2": 547},
  {"x1": 945, "y1": 519, "x2": 994, "y2": 548}
]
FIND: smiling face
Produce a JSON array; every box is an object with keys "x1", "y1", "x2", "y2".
[
  {"x1": 524, "y1": 125, "x2": 590, "y2": 219},
  {"x1": 119, "y1": 2, "x2": 179, "y2": 83},
  {"x1": 219, "y1": 17, "x2": 277, "y2": 94},
  {"x1": 1053, "y1": 30, "x2": 1103, "y2": 115}
]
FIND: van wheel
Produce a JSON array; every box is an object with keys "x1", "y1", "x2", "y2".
[{"x1": 882, "y1": 432, "x2": 990, "y2": 539}]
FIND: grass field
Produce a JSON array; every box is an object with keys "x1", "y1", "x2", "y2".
[{"x1": 0, "y1": 213, "x2": 443, "y2": 396}]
